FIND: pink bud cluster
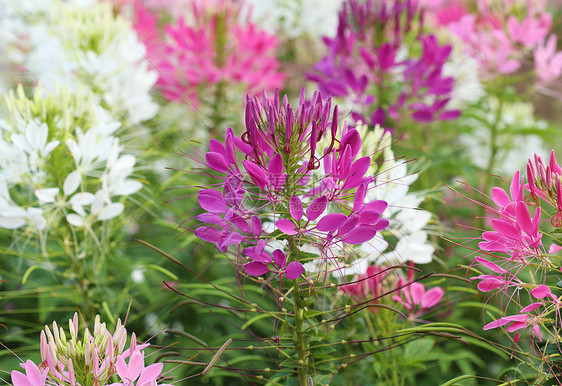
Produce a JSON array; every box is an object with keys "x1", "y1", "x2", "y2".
[
  {"x1": 193, "y1": 89, "x2": 390, "y2": 282},
  {"x1": 133, "y1": 0, "x2": 285, "y2": 106},
  {"x1": 11, "y1": 313, "x2": 169, "y2": 386}
]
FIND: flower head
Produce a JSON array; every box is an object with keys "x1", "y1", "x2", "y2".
[
  {"x1": 193, "y1": 89, "x2": 389, "y2": 285},
  {"x1": 308, "y1": 0, "x2": 458, "y2": 129},
  {"x1": 135, "y1": 0, "x2": 285, "y2": 107}
]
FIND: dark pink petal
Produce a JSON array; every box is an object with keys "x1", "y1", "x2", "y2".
[
  {"x1": 531, "y1": 285, "x2": 552, "y2": 299},
  {"x1": 477, "y1": 277, "x2": 505, "y2": 292},
  {"x1": 353, "y1": 183, "x2": 368, "y2": 212},
  {"x1": 268, "y1": 154, "x2": 286, "y2": 191},
  {"x1": 521, "y1": 302, "x2": 543, "y2": 313},
  {"x1": 243, "y1": 247, "x2": 272, "y2": 263},
  {"x1": 510, "y1": 170, "x2": 523, "y2": 202},
  {"x1": 341, "y1": 226, "x2": 376, "y2": 244},
  {"x1": 198, "y1": 190, "x2": 227, "y2": 213},
  {"x1": 197, "y1": 213, "x2": 223, "y2": 225},
  {"x1": 276, "y1": 219, "x2": 297, "y2": 235},
  {"x1": 137, "y1": 363, "x2": 164, "y2": 384},
  {"x1": 245, "y1": 262, "x2": 269, "y2": 276},
  {"x1": 272, "y1": 249, "x2": 286, "y2": 268},
  {"x1": 359, "y1": 210, "x2": 380, "y2": 225},
  {"x1": 316, "y1": 213, "x2": 347, "y2": 232},
  {"x1": 243, "y1": 160, "x2": 268, "y2": 190},
  {"x1": 338, "y1": 214, "x2": 360, "y2": 235},
  {"x1": 221, "y1": 231, "x2": 244, "y2": 247},
  {"x1": 438, "y1": 109, "x2": 461, "y2": 120},
  {"x1": 230, "y1": 215, "x2": 251, "y2": 234},
  {"x1": 515, "y1": 202, "x2": 534, "y2": 236},
  {"x1": 195, "y1": 226, "x2": 222, "y2": 243},
  {"x1": 409, "y1": 282, "x2": 425, "y2": 305},
  {"x1": 344, "y1": 157, "x2": 371, "y2": 188},
  {"x1": 375, "y1": 218, "x2": 389, "y2": 231},
  {"x1": 339, "y1": 129, "x2": 362, "y2": 158},
  {"x1": 421, "y1": 287, "x2": 444, "y2": 309},
  {"x1": 364, "y1": 200, "x2": 388, "y2": 214},
  {"x1": 491, "y1": 219, "x2": 520, "y2": 240},
  {"x1": 474, "y1": 256, "x2": 507, "y2": 274},
  {"x1": 491, "y1": 187, "x2": 510, "y2": 208},
  {"x1": 290, "y1": 196, "x2": 303, "y2": 221},
  {"x1": 250, "y1": 216, "x2": 262, "y2": 236},
  {"x1": 206, "y1": 152, "x2": 230, "y2": 173},
  {"x1": 483, "y1": 318, "x2": 512, "y2": 330},
  {"x1": 506, "y1": 321, "x2": 528, "y2": 333},
  {"x1": 532, "y1": 324, "x2": 542, "y2": 342},
  {"x1": 306, "y1": 196, "x2": 328, "y2": 220},
  {"x1": 284, "y1": 261, "x2": 304, "y2": 279},
  {"x1": 209, "y1": 139, "x2": 227, "y2": 158}
]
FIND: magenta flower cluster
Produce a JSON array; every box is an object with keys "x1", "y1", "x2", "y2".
[
  {"x1": 194, "y1": 89, "x2": 389, "y2": 281},
  {"x1": 471, "y1": 151, "x2": 562, "y2": 343},
  {"x1": 308, "y1": 0, "x2": 459, "y2": 130},
  {"x1": 134, "y1": 0, "x2": 285, "y2": 106}
]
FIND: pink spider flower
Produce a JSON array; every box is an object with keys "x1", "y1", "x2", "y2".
[
  {"x1": 111, "y1": 349, "x2": 170, "y2": 386},
  {"x1": 192, "y1": 89, "x2": 390, "y2": 283},
  {"x1": 308, "y1": 0, "x2": 459, "y2": 129},
  {"x1": 11, "y1": 360, "x2": 48, "y2": 386},
  {"x1": 483, "y1": 285, "x2": 557, "y2": 343},
  {"x1": 340, "y1": 265, "x2": 392, "y2": 303},
  {"x1": 393, "y1": 281, "x2": 444, "y2": 320},
  {"x1": 437, "y1": 0, "x2": 553, "y2": 79},
  {"x1": 134, "y1": 0, "x2": 285, "y2": 106}
]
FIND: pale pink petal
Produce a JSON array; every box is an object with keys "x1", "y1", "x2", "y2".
[
  {"x1": 409, "y1": 282, "x2": 425, "y2": 305},
  {"x1": 421, "y1": 287, "x2": 444, "y2": 309},
  {"x1": 137, "y1": 363, "x2": 163, "y2": 384},
  {"x1": 11, "y1": 371, "x2": 32, "y2": 386}
]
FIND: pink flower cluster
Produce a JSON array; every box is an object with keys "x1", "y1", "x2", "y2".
[
  {"x1": 134, "y1": 0, "x2": 285, "y2": 106},
  {"x1": 433, "y1": 0, "x2": 561, "y2": 84},
  {"x1": 193, "y1": 89, "x2": 389, "y2": 282},
  {"x1": 471, "y1": 151, "x2": 562, "y2": 343},
  {"x1": 308, "y1": 0, "x2": 459, "y2": 129},
  {"x1": 341, "y1": 264, "x2": 444, "y2": 320},
  {"x1": 11, "y1": 313, "x2": 169, "y2": 386}
]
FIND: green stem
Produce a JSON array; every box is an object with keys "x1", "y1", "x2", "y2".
[{"x1": 292, "y1": 279, "x2": 308, "y2": 385}]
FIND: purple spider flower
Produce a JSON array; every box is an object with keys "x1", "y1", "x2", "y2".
[
  {"x1": 193, "y1": 89, "x2": 389, "y2": 283},
  {"x1": 308, "y1": 0, "x2": 459, "y2": 129}
]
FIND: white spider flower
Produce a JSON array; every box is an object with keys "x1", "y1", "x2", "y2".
[{"x1": 23, "y1": 1, "x2": 158, "y2": 124}]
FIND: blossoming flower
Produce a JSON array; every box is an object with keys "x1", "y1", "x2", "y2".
[
  {"x1": 192, "y1": 89, "x2": 390, "y2": 283},
  {"x1": 393, "y1": 280, "x2": 444, "y2": 320},
  {"x1": 134, "y1": 0, "x2": 285, "y2": 109},
  {"x1": 0, "y1": 85, "x2": 141, "y2": 234},
  {"x1": 308, "y1": 0, "x2": 459, "y2": 129},
  {"x1": 20, "y1": 1, "x2": 158, "y2": 124}
]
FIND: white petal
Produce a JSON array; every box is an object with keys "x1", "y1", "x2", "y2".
[
  {"x1": 114, "y1": 180, "x2": 142, "y2": 195},
  {"x1": 35, "y1": 188, "x2": 60, "y2": 204},
  {"x1": 67, "y1": 214, "x2": 84, "y2": 227},
  {"x1": 97, "y1": 203, "x2": 124, "y2": 221},
  {"x1": 0, "y1": 216, "x2": 26, "y2": 229},
  {"x1": 69, "y1": 192, "x2": 95, "y2": 206},
  {"x1": 63, "y1": 171, "x2": 81, "y2": 196}
]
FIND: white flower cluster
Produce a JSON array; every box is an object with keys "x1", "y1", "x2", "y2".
[
  {"x1": 0, "y1": 86, "x2": 141, "y2": 232},
  {"x1": 246, "y1": 0, "x2": 344, "y2": 39},
  {"x1": 0, "y1": 0, "x2": 157, "y2": 125},
  {"x1": 460, "y1": 97, "x2": 549, "y2": 176}
]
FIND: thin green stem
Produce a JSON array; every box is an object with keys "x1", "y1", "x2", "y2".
[{"x1": 293, "y1": 279, "x2": 308, "y2": 385}]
